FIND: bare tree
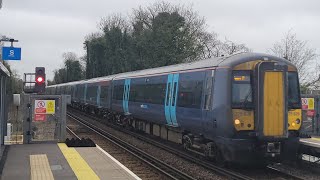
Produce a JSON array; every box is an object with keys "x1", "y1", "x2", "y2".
[
  {"x1": 84, "y1": 32, "x2": 103, "y2": 43},
  {"x1": 269, "y1": 31, "x2": 318, "y2": 87},
  {"x1": 62, "y1": 52, "x2": 78, "y2": 62},
  {"x1": 98, "y1": 14, "x2": 130, "y2": 32},
  {"x1": 210, "y1": 38, "x2": 250, "y2": 57}
]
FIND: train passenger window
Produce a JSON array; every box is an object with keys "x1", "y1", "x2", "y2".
[
  {"x1": 71, "y1": 86, "x2": 75, "y2": 97},
  {"x1": 130, "y1": 83, "x2": 166, "y2": 104},
  {"x1": 113, "y1": 85, "x2": 124, "y2": 100},
  {"x1": 172, "y1": 82, "x2": 177, "y2": 106},
  {"x1": 77, "y1": 86, "x2": 85, "y2": 100},
  {"x1": 232, "y1": 71, "x2": 253, "y2": 108},
  {"x1": 87, "y1": 86, "x2": 97, "y2": 102},
  {"x1": 100, "y1": 86, "x2": 109, "y2": 103},
  {"x1": 75, "y1": 85, "x2": 81, "y2": 99},
  {"x1": 145, "y1": 84, "x2": 166, "y2": 104},
  {"x1": 178, "y1": 80, "x2": 203, "y2": 109},
  {"x1": 166, "y1": 83, "x2": 171, "y2": 106},
  {"x1": 288, "y1": 72, "x2": 301, "y2": 109},
  {"x1": 130, "y1": 85, "x2": 145, "y2": 102}
]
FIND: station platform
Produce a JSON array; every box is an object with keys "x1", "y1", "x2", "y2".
[
  {"x1": 299, "y1": 137, "x2": 320, "y2": 162},
  {"x1": 0, "y1": 143, "x2": 140, "y2": 180},
  {"x1": 300, "y1": 137, "x2": 320, "y2": 148}
]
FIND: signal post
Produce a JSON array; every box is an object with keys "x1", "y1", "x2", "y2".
[{"x1": 18, "y1": 67, "x2": 68, "y2": 143}]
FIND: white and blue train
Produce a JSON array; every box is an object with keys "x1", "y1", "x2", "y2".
[{"x1": 47, "y1": 53, "x2": 302, "y2": 165}]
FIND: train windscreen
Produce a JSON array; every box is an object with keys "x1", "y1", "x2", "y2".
[
  {"x1": 232, "y1": 71, "x2": 253, "y2": 109},
  {"x1": 288, "y1": 72, "x2": 301, "y2": 109}
]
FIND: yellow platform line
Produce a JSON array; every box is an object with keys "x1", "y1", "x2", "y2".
[
  {"x1": 30, "y1": 154, "x2": 54, "y2": 180},
  {"x1": 58, "y1": 143, "x2": 100, "y2": 180},
  {"x1": 311, "y1": 137, "x2": 320, "y2": 141}
]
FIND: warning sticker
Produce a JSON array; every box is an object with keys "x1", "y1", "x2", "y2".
[
  {"x1": 46, "y1": 100, "x2": 55, "y2": 114},
  {"x1": 34, "y1": 114, "x2": 46, "y2": 121},
  {"x1": 302, "y1": 98, "x2": 314, "y2": 110},
  {"x1": 34, "y1": 100, "x2": 55, "y2": 114}
]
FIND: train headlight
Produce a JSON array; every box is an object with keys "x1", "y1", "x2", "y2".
[
  {"x1": 291, "y1": 122, "x2": 296, "y2": 127},
  {"x1": 296, "y1": 118, "x2": 301, "y2": 124},
  {"x1": 234, "y1": 119, "x2": 241, "y2": 125}
]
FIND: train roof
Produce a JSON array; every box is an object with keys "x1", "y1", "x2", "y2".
[{"x1": 48, "y1": 52, "x2": 294, "y2": 87}]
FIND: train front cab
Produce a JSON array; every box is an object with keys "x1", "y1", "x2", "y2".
[{"x1": 225, "y1": 59, "x2": 301, "y2": 164}]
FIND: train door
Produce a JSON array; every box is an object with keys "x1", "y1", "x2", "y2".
[
  {"x1": 97, "y1": 85, "x2": 101, "y2": 107},
  {"x1": 165, "y1": 74, "x2": 179, "y2": 126},
  {"x1": 202, "y1": 70, "x2": 214, "y2": 132},
  {"x1": 255, "y1": 62, "x2": 288, "y2": 138},
  {"x1": 83, "y1": 84, "x2": 87, "y2": 103},
  {"x1": 123, "y1": 79, "x2": 131, "y2": 115}
]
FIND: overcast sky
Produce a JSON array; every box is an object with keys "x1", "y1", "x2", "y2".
[{"x1": 0, "y1": 0, "x2": 319, "y2": 80}]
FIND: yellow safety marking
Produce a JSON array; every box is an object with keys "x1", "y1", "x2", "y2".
[
  {"x1": 30, "y1": 154, "x2": 54, "y2": 180},
  {"x1": 46, "y1": 100, "x2": 56, "y2": 114},
  {"x1": 311, "y1": 137, "x2": 320, "y2": 141},
  {"x1": 263, "y1": 72, "x2": 284, "y2": 136},
  {"x1": 58, "y1": 143, "x2": 100, "y2": 180}
]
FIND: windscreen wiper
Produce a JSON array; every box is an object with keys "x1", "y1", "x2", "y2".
[{"x1": 241, "y1": 89, "x2": 252, "y2": 110}]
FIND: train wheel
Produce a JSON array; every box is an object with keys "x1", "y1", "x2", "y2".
[
  {"x1": 182, "y1": 135, "x2": 192, "y2": 150},
  {"x1": 213, "y1": 144, "x2": 226, "y2": 166}
]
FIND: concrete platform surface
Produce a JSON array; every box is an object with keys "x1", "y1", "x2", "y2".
[
  {"x1": 0, "y1": 143, "x2": 140, "y2": 180},
  {"x1": 300, "y1": 137, "x2": 320, "y2": 148},
  {"x1": 76, "y1": 145, "x2": 140, "y2": 180},
  {"x1": 1, "y1": 144, "x2": 76, "y2": 180}
]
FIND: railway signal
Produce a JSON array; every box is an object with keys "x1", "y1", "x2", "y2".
[{"x1": 34, "y1": 67, "x2": 46, "y2": 94}]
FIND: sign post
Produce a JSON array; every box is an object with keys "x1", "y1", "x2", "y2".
[{"x1": 0, "y1": 38, "x2": 21, "y2": 61}]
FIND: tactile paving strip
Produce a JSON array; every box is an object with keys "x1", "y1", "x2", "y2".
[{"x1": 30, "y1": 154, "x2": 54, "y2": 180}]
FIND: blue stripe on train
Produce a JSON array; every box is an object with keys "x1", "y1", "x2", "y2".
[
  {"x1": 164, "y1": 74, "x2": 179, "y2": 126},
  {"x1": 122, "y1": 79, "x2": 131, "y2": 114}
]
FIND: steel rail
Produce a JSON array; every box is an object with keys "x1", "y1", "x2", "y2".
[{"x1": 266, "y1": 166, "x2": 304, "y2": 180}]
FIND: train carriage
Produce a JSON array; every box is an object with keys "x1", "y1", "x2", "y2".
[{"x1": 48, "y1": 53, "x2": 302, "y2": 165}]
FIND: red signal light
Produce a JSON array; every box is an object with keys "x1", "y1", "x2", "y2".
[{"x1": 36, "y1": 76, "x2": 44, "y2": 83}]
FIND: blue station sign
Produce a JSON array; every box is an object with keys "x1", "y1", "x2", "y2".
[{"x1": 2, "y1": 46, "x2": 22, "y2": 60}]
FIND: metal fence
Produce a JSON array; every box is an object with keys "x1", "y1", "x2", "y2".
[
  {"x1": 300, "y1": 95, "x2": 320, "y2": 136},
  {"x1": 21, "y1": 94, "x2": 67, "y2": 143}
]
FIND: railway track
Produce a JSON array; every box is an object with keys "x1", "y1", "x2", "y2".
[
  {"x1": 67, "y1": 110, "x2": 251, "y2": 179},
  {"x1": 67, "y1": 109, "x2": 305, "y2": 180},
  {"x1": 67, "y1": 113, "x2": 196, "y2": 180}
]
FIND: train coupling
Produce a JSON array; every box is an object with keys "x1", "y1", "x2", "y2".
[{"x1": 266, "y1": 142, "x2": 281, "y2": 157}]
